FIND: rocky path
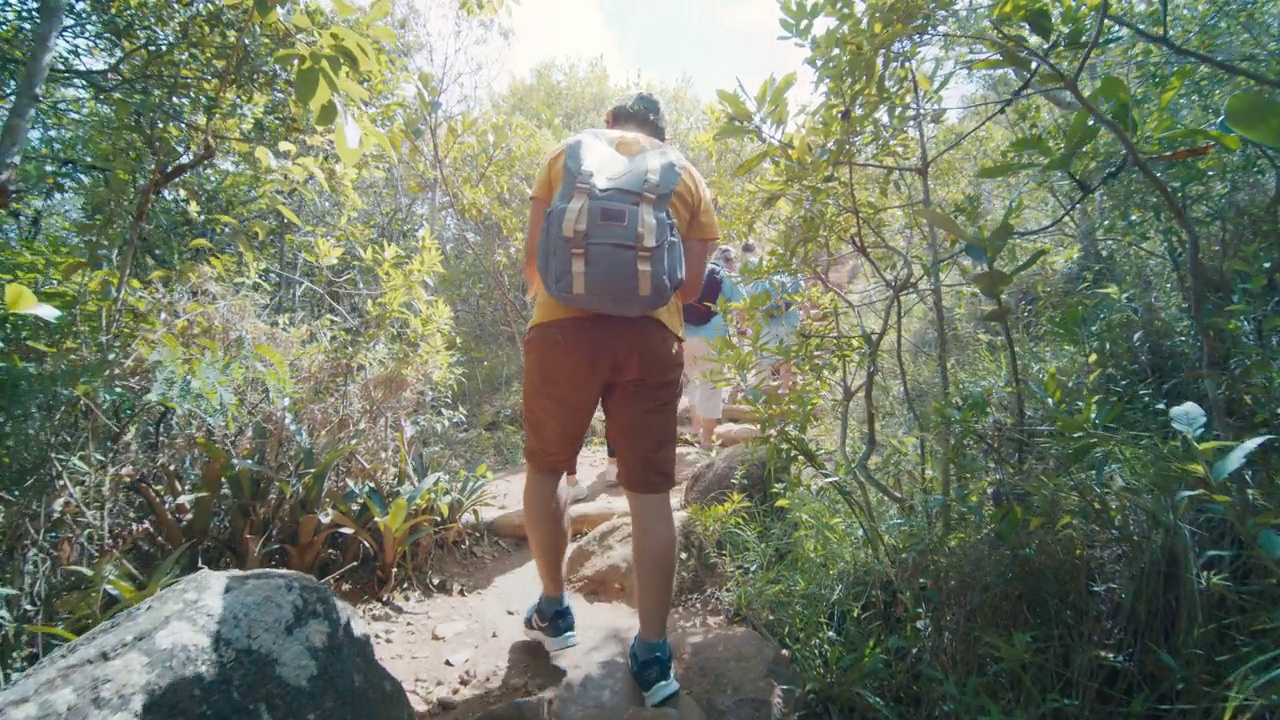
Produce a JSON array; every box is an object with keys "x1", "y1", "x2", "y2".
[{"x1": 360, "y1": 406, "x2": 797, "y2": 720}]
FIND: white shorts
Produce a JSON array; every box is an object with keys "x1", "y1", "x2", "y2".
[
  {"x1": 683, "y1": 335, "x2": 724, "y2": 421},
  {"x1": 758, "y1": 324, "x2": 797, "y2": 365}
]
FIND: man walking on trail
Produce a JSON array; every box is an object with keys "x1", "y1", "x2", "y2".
[
  {"x1": 519, "y1": 92, "x2": 720, "y2": 708},
  {"x1": 682, "y1": 245, "x2": 747, "y2": 449}
]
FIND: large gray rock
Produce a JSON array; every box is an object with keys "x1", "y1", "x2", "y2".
[
  {"x1": 682, "y1": 445, "x2": 778, "y2": 507},
  {"x1": 460, "y1": 616, "x2": 797, "y2": 720},
  {"x1": 0, "y1": 568, "x2": 414, "y2": 720}
]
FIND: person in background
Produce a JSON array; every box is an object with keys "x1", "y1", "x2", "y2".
[
  {"x1": 520, "y1": 92, "x2": 720, "y2": 708},
  {"x1": 565, "y1": 439, "x2": 618, "y2": 503},
  {"x1": 681, "y1": 245, "x2": 746, "y2": 450},
  {"x1": 743, "y1": 244, "x2": 803, "y2": 395}
]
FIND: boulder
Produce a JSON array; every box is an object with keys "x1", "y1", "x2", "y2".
[
  {"x1": 677, "y1": 624, "x2": 800, "y2": 720},
  {"x1": 682, "y1": 444, "x2": 776, "y2": 507},
  {"x1": 719, "y1": 405, "x2": 759, "y2": 424},
  {"x1": 713, "y1": 423, "x2": 760, "y2": 447},
  {"x1": 0, "y1": 569, "x2": 414, "y2": 720},
  {"x1": 487, "y1": 496, "x2": 630, "y2": 540},
  {"x1": 567, "y1": 513, "x2": 690, "y2": 606},
  {"x1": 461, "y1": 616, "x2": 795, "y2": 720}
]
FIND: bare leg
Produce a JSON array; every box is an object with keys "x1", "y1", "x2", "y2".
[
  {"x1": 523, "y1": 468, "x2": 571, "y2": 598},
  {"x1": 699, "y1": 417, "x2": 717, "y2": 449},
  {"x1": 626, "y1": 490, "x2": 677, "y2": 641},
  {"x1": 778, "y1": 361, "x2": 795, "y2": 393}
]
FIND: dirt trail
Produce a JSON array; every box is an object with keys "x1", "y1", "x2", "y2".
[{"x1": 362, "y1": 448, "x2": 718, "y2": 718}]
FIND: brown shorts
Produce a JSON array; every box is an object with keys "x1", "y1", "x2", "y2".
[{"x1": 523, "y1": 316, "x2": 684, "y2": 494}]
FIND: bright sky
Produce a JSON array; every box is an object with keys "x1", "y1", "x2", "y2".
[{"x1": 499, "y1": 0, "x2": 818, "y2": 108}]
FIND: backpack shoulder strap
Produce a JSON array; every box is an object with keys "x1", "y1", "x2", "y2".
[{"x1": 560, "y1": 134, "x2": 611, "y2": 295}]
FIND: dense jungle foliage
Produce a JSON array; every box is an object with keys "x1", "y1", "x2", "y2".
[{"x1": 3, "y1": 0, "x2": 1280, "y2": 717}]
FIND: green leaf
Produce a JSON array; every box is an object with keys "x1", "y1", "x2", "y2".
[
  {"x1": 1222, "y1": 91, "x2": 1280, "y2": 149},
  {"x1": 294, "y1": 65, "x2": 320, "y2": 108},
  {"x1": 6, "y1": 283, "x2": 38, "y2": 313},
  {"x1": 1092, "y1": 75, "x2": 1135, "y2": 133},
  {"x1": 368, "y1": 25, "x2": 397, "y2": 44},
  {"x1": 1010, "y1": 248, "x2": 1049, "y2": 276},
  {"x1": 1065, "y1": 106, "x2": 1101, "y2": 155},
  {"x1": 5, "y1": 283, "x2": 61, "y2": 321},
  {"x1": 362, "y1": 124, "x2": 396, "y2": 158},
  {"x1": 277, "y1": 204, "x2": 303, "y2": 226},
  {"x1": 771, "y1": 71, "x2": 798, "y2": 107},
  {"x1": 915, "y1": 207, "x2": 971, "y2": 241},
  {"x1": 1024, "y1": 6, "x2": 1054, "y2": 42},
  {"x1": 971, "y1": 269, "x2": 1013, "y2": 299},
  {"x1": 735, "y1": 149, "x2": 770, "y2": 177},
  {"x1": 1209, "y1": 435, "x2": 1274, "y2": 482},
  {"x1": 331, "y1": 0, "x2": 359, "y2": 16},
  {"x1": 979, "y1": 306, "x2": 1012, "y2": 323},
  {"x1": 976, "y1": 162, "x2": 1038, "y2": 179},
  {"x1": 1159, "y1": 67, "x2": 1191, "y2": 111},
  {"x1": 986, "y1": 221, "x2": 1014, "y2": 263},
  {"x1": 1258, "y1": 529, "x2": 1280, "y2": 562},
  {"x1": 254, "y1": 343, "x2": 288, "y2": 374},
  {"x1": 974, "y1": 57, "x2": 1019, "y2": 71},
  {"x1": 1010, "y1": 136, "x2": 1053, "y2": 156},
  {"x1": 366, "y1": 0, "x2": 391, "y2": 23},
  {"x1": 335, "y1": 110, "x2": 365, "y2": 166},
  {"x1": 60, "y1": 259, "x2": 87, "y2": 280},
  {"x1": 188, "y1": 238, "x2": 215, "y2": 250},
  {"x1": 716, "y1": 89, "x2": 753, "y2": 123},
  {"x1": 1169, "y1": 401, "x2": 1207, "y2": 439},
  {"x1": 316, "y1": 99, "x2": 339, "y2": 128},
  {"x1": 24, "y1": 625, "x2": 77, "y2": 642},
  {"x1": 388, "y1": 497, "x2": 408, "y2": 531},
  {"x1": 310, "y1": 68, "x2": 334, "y2": 111},
  {"x1": 273, "y1": 49, "x2": 304, "y2": 66},
  {"x1": 963, "y1": 242, "x2": 988, "y2": 265}
]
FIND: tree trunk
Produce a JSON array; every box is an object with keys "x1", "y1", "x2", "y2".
[
  {"x1": 0, "y1": 0, "x2": 68, "y2": 208},
  {"x1": 912, "y1": 73, "x2": 954, "y2": 531}
]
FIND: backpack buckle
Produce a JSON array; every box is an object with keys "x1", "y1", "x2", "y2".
[{"x1": 636, "y1": 249, "x2": 653, "y2": 297}]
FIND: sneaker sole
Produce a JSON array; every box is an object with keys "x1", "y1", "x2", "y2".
[
  {"x1": 641, "y1": 677, "x2": 681, "y2": 708},
  {"x1": 523, "y1": 626, "x2": 579, "y2": 652}
]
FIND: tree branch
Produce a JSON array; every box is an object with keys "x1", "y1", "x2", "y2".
[{"x1": 1110, "y1": 15, "x2": 1280, "y2": 91}]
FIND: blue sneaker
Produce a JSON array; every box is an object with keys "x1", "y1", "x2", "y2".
[
  {"x1": 522, "y1": 601, "x2": 578, "y2": 652},
  {"x1": 629, "y1": 639, "x2": 681, "y2": 707}
]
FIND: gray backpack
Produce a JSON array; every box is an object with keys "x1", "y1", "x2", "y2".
[{"x1": 537, "y1": 130, "x2": 687, "y2": 317}]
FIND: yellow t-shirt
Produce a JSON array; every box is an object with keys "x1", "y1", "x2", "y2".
[{"x1": 528, "y1": 129, "x2": 720, "y2": 340}]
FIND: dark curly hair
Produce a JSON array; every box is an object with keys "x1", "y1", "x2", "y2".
[{"x1": 606, "y1": 92, "x2": 667, "y2": 142}]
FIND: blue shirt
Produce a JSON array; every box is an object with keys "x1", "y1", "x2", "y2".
[
  {"x1": 752, "y1": 273, "x2": 802, "y2": 332},
  {"x1": 684, "y1": 268, "x2": 747, "y2": 340}
]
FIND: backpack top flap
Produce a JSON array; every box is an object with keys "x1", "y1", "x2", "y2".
[{"x1": 561, "y1": 130, "x2": 685, "y2": 201}]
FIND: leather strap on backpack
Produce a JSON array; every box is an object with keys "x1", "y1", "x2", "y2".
[
  {"x1": 563, "y1": 173, "x2": 592, "y2": 294},
  {"x1": 636, "y1": 151, "x2": 661, "y2": 297}
]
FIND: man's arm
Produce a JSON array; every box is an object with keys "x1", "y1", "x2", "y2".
[
  {"x1": 678, "y1": 165, "x2": 720, "y2": 303},
  {"x1": 524, "y1": 197, "x2": 549, "y2": 300},
  {"x1": 680, "y1": 239, "x2": 710, "y2": 302}
]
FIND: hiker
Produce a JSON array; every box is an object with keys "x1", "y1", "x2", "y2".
[
  {"x1": 565, "y1": 438, "x2": 618, "y2": 503},
  {"x1": 681, "y1": 244, "x2": 747, "y2": 449},
  {"x1": 520, "y1": 92, "x2": 720, "y2": 708},
  {"x1": 745, "y1": 246, "x2": 803, "y2": 394}
]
